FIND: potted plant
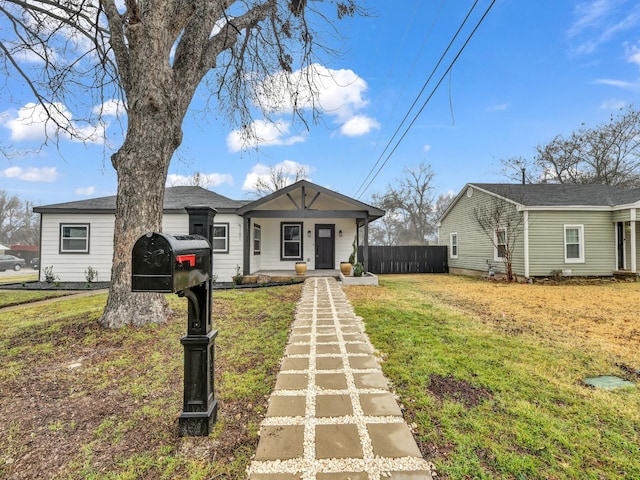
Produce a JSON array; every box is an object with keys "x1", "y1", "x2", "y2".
[
  {"x1": 353, "y1": 262, "x2": 364, "y2": 277},
  {"x1": 340, "y1": 235, "x2": 358, "y2": 276}
]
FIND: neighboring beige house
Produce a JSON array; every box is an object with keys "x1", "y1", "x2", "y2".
[
  {"x1": 33, "y1": 180, "x2": 384, "y2": 283},
  {"x1": 437, "y1": 183, "x2": 640, "y2": 280}
]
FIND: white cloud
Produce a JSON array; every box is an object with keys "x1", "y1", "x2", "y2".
[
  {"x1": 1, "y1": 102, "x2": 106, "y2": 144},
  {"x1": 627, "y1": 43, "x2": 640, "y2": 65},
  {"x1": 340, "y1": 115, "x2": 380, "y2": 137},
  {"x1": 166, "y1": 173, "x2": 233, "y2": 188},
  {"x1": 600, "y1": 99, "x2": 627, "y2": 109},
  {"x1": 242, "y1": 160, "x2": 311, "y2": 191},
  {"x1": 0, "y1": 166, "x2": 58, "y2": 182},
  {"x1": 75, "y1": 186, "x2": 96, "y2": 195},
  {"x1": 486, "y1": 103, "x2": 508, "y2": 112},
  {"x1": 594, "y1": 78, "x2": 640, "y2": 90},
  {"x1": 248, "y1": 63, "x2": 376, "y2": 140},
  {"x1": 567, "y1": 0, "x2": 640, "y2": 56},
  {"x1": 93, "y1": 99, "x2": 126, "y2": 117},
  {"x1": 227, "y1": 119, "x2": 306, "y2": 152},
  {"x1": 423, "y1": 145, "x2": 432, "y2": 153}
]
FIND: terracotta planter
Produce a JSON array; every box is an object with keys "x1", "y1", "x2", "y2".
[
  {"x1": 340, "y1": 262, "x2": 352, "y2": 275},
  {"x1": 295, "y1": 262, "x2": 307, "y2": 275}
]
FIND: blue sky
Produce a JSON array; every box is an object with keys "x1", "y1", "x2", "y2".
[{"x1": 1, "y1": 0, "x2": 640, "y2": 208}]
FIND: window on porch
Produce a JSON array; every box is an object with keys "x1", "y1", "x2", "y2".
[{"x1": 281, "y1": 222, "x2": 303, "y2": 260}]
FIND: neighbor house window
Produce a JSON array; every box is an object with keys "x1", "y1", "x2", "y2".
[
  {"x1": 495, "y1": 228, "x2": 507, "y2": 260},
  {"x1": 213, "y1": 223, "x2": 229, "y2": 253},
  {"x1": 450, "y1": 233, "x2": 458, "y2": 258},
  {"x1": 281, "y1": 222, "x2": 303, "y2": 260},
  {"x1": 60, "y1": 224, "x2": 89, "y2": 253},
  {"x1": 253, "y1": 224, "x2": 261, "y2": 255},
  {"x1": 564, "y1": 225, "x2": 584, "y2": 263}
]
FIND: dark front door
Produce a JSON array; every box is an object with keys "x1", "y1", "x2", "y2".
[
  {"x1": 315, "y1": 225, "x2": 335, "y2": 269},
  {"x1": 617, "y1": 222, "x2": 625, "y2": 270}
]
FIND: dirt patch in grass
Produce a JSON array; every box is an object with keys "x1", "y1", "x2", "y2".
[{"x1": 427, "y1": 375, "x2": 493, "y2": 408}]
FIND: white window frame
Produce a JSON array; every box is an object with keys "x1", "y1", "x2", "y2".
[
  {"x1": 213, "y1": 223, "x2": 229, "y2": 254},
  {"x1": 564, "y1": 224, "x2": 585, "y2": 263},
  {"x1": 450, "y1": 232, "x2": 458, "y2": 259},
  {"x1": 253, "y1": 224, "x2": 261, "y2": 255},
  {"x1": 281, "y1": 222, "x2": 303, "y2": 261},
  {"x1": 59, "y1": 224, "x2": 90, "y2": 253},
  {"x1": 494, "y1": 227, "x2": 507, "y2": 261}
]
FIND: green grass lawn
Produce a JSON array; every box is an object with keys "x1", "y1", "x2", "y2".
[
  {"x1": 345, "y1": 276, "x2": 640, "y2": 480},
  {"x1": 0, "y1": 285, "x2": 301, "y2": 479}
]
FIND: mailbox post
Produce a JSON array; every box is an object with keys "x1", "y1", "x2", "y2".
[{"x1": 132, "y1": 232, "x2": 218, "y2": 436}]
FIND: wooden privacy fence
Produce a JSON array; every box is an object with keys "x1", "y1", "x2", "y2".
[{"x1": 359, "y1": 245, "x2": 448, "y2": 274}]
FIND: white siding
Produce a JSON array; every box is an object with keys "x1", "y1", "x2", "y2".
[{"x1": 40, "y1": 213, "x2": 115, "y2": 282}]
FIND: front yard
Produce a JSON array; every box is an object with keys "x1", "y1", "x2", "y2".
[
  {"x1": 0, "y1": 275, "x2": 638, "y2": 479},
  {"x1": 345, "y1": 275, "x2": 639, "y2": 479}
]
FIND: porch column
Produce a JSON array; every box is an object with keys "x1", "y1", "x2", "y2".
[
  {"x1": 524, "y1": 210, "x2": 530, "y2": 279},
  {"x1": 243, "y1": 216, "x2": 251, "y2": 275},
  {"x1": 363, "y1": 216, "x2": 369, "y2": 273},
  {"x1": 631, "y1": 209, "x2": 637, "y2": 273}
]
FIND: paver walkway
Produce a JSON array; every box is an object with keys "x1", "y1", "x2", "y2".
[{"x1": 247, "y1": 277, "x2": 433, "y2": 480}]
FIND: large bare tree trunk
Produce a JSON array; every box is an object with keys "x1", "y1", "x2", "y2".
[{"x1": 98, "y1": 7, "x2": 185, "y2": 328}]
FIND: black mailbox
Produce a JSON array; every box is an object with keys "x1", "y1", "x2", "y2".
[{"x1": 132, "y1": 232, "x2": 211, "y2": 293}]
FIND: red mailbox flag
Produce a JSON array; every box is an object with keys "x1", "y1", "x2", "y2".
[{"x1": 176, "y1": 254, "x2": 196, "y2": 267}]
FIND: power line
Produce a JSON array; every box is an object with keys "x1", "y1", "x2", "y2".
[{"x1": 355, "y1": 0, "x2": 496, "y2": 199}]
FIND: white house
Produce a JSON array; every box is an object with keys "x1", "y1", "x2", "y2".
[{"x1": 33, "y1": 180, "x2": 385, "y2": 283}]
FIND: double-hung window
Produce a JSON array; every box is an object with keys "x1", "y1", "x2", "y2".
[
  {"x1": 253, "y1": 224, "x2": 261, "y2": 255},
  {"x1": 60, "y1": 224, "x2": 89, "y2": 253},
  {"x1": 213, "y1": 223, "x2": 229, "y2": 253},
  {"x1": 495, "y1": 228, "x2": 507, "y2": 260},
  {"x1": 450, "y1": 233, "x2": 458, "y2": 258},
  {"x1": 564, "y1": 225, "x2": 584, "y2": 263},
  {"x1": 281, "y1": 222, "x2": 303, "y2": 260}
]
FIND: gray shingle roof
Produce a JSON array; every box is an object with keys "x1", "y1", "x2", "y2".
[
  {"x1": 34, "y1": 186, "x2": 248, "y2": 213},
  {"x1": 473, "y1": 183, "x2": 640, "y2": 207}
]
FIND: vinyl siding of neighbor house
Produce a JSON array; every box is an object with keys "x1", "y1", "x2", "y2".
[
  {"x1": 439, "y1": 187, "x2": 525, "y2": 277},
  {"x1": 527, "y1": 210, "x2": 616, "y2": 276}
]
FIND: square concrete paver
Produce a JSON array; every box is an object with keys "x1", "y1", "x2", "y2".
[
  {"x1": 342, "y1": 333, "x2": 367, "y2": 342},
  {"x1": 317, "y1": 334, "x2": 339, "y2": 343},
  {"x1": 386, "y1": 472, "x2": 433, "y2": 480},
  {"x1": 289, "y1": 334, "x2": 310, "y2": 343},
  {"x1": 316, "y1": 473, "x2": 369, "y2": 480},
  {"x1": 315, "y1": 424, "x2": 364, "y2": 459},
  {"x1": 353, "y1": 371, "x2": 388, "y2": 389},
  {"x1": 316, "y1": 394, "x2": 353, "y2": 417},
  {"x1": 275, "y1": 373, "x2": 308, "y2": 390},
  {"x1": 285, "y1": 344, "x2": 310, "y2": 355},
  {"x1": 316, "y1": 356, "x2": 343, "y2": 371},
  {"x1": 250, "y1": 474, "x2": 303, "y2": 480},
  {"x1": 348, "y1": 355, "x2": 379, "y2": 370},
  {"x1": 367, "y1": 423, "x2": 422, "y2": 458},
  {"x1": 254, "y1": 425, "x2": 305, "y2": 460},
  {"x1": 281, "y1": 357, "x2": 309, "y2": 371},
  {"x1": 359, "y1": 392, "x2": 402, "y2": 416},
  {"x1": 266, "y1": 395, "x2": 306, "y2": 417},
  {"x1": 316, "y1": 372, "x2": 348, "y2": 390},
  {"x1": 316, "y1": 344, "x2": 341, "y2": 355},
  {"x1": 345, "y1": 343, "x2": 373, "y2": 354}
]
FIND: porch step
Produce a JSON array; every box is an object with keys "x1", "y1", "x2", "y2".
[{"x1": 613, "y1": 271, "x2": 639, "y2": 281}]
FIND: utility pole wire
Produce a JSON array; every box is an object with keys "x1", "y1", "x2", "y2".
[{"x1": 355, "y1": 0, "x2": 496, "y2": 199}]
